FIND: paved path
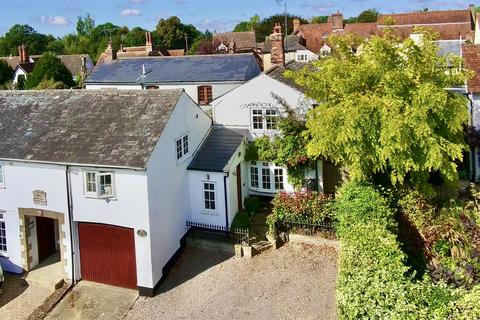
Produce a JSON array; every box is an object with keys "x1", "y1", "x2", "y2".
[
  {"x1": 0, "y1": 273, "x2": 54, "y2": 320},
  {"x1": 126, "y1": 242, "x2": 338, "y2": 320}
]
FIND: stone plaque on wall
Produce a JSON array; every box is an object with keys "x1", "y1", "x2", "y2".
[{"x1": 33, "y1": 190, "x2": 47, "y2": 206}]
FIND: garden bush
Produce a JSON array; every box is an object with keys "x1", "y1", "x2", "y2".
[
  {"x1": 267, "y1": 191, "x2": 333, "y2": 234},
  {"x1": 335, "y1": 181, "x2": 480, "y2": 319}
]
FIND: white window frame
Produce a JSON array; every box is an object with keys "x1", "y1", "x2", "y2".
[
  {"x1": 0, "y1": 162, "x2": 5, "y2": 188},
  {"x1": 250, "y1": 108, "x2": 279, "y2": 133},
  {"x1": 249, "y1": 161, "x2": 286, "y2": 193},
  {"x1": 202, "y1": 181, "x2": 218, "y2": 214},
  {"x1": 83, "y1": 171, "x2": 115, "y2": 199},
  {"x1": 175, "y1": 134, "x2": 190, "y2": 163},
  {"x1": 0, "y1": 212, "x2": 7, "y2": 256}
]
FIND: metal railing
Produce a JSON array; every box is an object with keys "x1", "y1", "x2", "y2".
[
  {"x1": 186, "y1": 221, "x2": 250, "y2": 245},
  {"x1": 281, "y1": 219, "x2": 336, "y2": 238}
]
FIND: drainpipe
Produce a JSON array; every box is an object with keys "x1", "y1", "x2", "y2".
[
  {"x1": 223, "y1": 173, "x2": 229, "y2": 231},
  {"x1": 65, "y1": 166, "x2": 76, "y2": 284},
  {"x1": 314, "y1": 159, "x2": 319, "y2": 192}
]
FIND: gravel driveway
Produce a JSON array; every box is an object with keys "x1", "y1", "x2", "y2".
[{"x1": 125, "y1": 242, "x2": 338, "y2": 320}]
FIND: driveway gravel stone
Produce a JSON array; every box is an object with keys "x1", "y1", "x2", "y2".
[{"x1": 125, "y1": 242, "x2": 338, "y2": 320}]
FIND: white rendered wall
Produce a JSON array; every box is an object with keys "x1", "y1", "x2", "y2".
[
  {"x1": 295, "y1": 49, "x2": 318, "y2": 62},
  {"x1": 86, "y1": 82, "x2": 241, "y2": 105},
  {"x1": 145, "y1": 92, "x2": 212, "y2": 288},
  {"x1": 68, "y1": 166, "x2": 152, "y2": 288},
  {"x1": 0, "y1": 161, "x2": 72, "y2": 276},
  {"x1": 188, "y1": 171, "x2": 227, "y2": 227}
]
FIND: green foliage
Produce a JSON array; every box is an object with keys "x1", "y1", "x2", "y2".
[
  {"x1": 0, "y1": 60, "x2": 13, "y2": 85},
  {"x1": 76, "y1": 14, "x2": 95, "y2": 37},
  {"x1": 244, "y1": 196, "x2": 262, "y2": 214},
  {"x1": 25, "y1": 53, "x2": 74, "y2": 89},
  {"x1": 34, "y1": 79, "x2": 67, "y2": 89},
  {"x1": 231, "y1": 211, "x2": 251, "y2": 229},
  {"x1": 233, "y1": 15, "x2": 260, "y2": 32},
  {"x1": 344, "y1": 9, "x2": 379, "y2": 23},
  {"x1": 267, "y1": 191, "x2": 333, "y2": 234},
  {"x1": 155, "y1": 16, "x2": 201, "y2": 49},
  {"x1": 335, "y1": 181, "x2": 480, "y2": 319},
  {"x1": 0, "y1": 24, "x2": 55, "y2": 56},
  {"x1": 288, "y1": 31, "x2": 471, "y2": 190},
  {"x1": 311, "y1": 16, "x2": 329, "y2": 24}
]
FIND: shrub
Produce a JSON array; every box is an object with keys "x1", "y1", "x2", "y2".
[
  {"x1": 335, "y1": 181, "x2": 480, "y2": 319},
  {"x1": 244, "y1": 196, "x2": 262, "y2": 214},
  {"x1": 267, "y1": 191, "x2": 333, "y2": 234},
  {"x1": 230, "y1": 211, "x2": 251, "y2": 229}
]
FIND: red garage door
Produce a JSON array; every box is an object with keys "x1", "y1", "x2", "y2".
[{"x1": 78, "y1": 223, "x2": 137, "y2": 289}]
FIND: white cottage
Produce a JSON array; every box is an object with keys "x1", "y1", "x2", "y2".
[
  {"x1": 186, "y1": 61, "x2": 342, "y2": 229},
  {"x1": 0, "y1": 89, "x2": 211, "y2": 296}
]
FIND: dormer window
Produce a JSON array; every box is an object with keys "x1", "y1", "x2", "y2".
[{"x1": 198, "y1": 86, "x2": 213, "y2": 105}]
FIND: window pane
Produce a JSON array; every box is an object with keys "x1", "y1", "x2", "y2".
[
  {"x1": 252, "y1": 109, "x2": 263, "y2": 130},
  {"x1": 250, "y1": 167, "x2": 259, "y2": 188},
  {"x1": 275, "y1": 168, "x2": 284, "y2": 190},
  {"x1": 203, "y1": 183, "x2": 216, "y2": 210},
  {"x1": 0, "y1": 221, "x2": 6, "y2": 252},
  {"x1": 99, "y1": 174, "x2": 113, "y2": 196},
  {"x1": 176, "y1": 139, "x2": 183, "y2": 160},
  {"x1": 266, "y1": 109, "x2": 278, "y2": 130},
  {"x1": 262, "y1": 168, "x2": 271, "y2": 190},
  {"x1": 86, "y1": 172, "x2": 96, "y2": 192},
  {"x1": 183, "y1": 136, "x2": 189, "y2": 155}
]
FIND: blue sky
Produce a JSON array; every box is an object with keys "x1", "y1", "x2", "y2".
[{"x1": 0, "y1": 0, "x2": 475, "y2": 37}]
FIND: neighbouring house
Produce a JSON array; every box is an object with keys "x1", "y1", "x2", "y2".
[
  {"x1": 291, "y1": 7, "x2": 475, "y2": 56},
  {"x1": 0, "y1": 45, "x2": 94, "y2": 85},
  {"x1": 0, "y1": 89, "x2": 212, "y2": 296},
  {"x1": 213, "y1": 31, "x2": 257, "y2": 53},
  {"x1": 262, "y1": 34, "x2": 317, "y2": 71},
  {"x1": 85, "y1": 52, "x2": 262, "y2": 109},
  {"x1": 186, "y1": 59, "x2": 342, "y2": 229}
]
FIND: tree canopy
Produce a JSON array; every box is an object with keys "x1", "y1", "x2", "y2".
[
  {"x1": 287, "y1": 30, "x2": 471, "y2": 190},
  {"x1": 0, "y1": 60, "x2": 13, "y2": 85},
  {"x1": 233, "y1": 14, "x2": 308, "y2": 42},
  {"x1": 25, "y1": 53, "x2": 75, "y2": 89},
  {"x1": 0, "y1": 24, "x2": 56, "y2": 56},
  {"x1": 155, "y1": 16, "x2": 201, "y2": 49}
]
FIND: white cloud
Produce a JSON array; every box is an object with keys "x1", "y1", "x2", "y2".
[
  {"x1": 121, "y1": 9, "x2": 141, "y2": 16},
  {"x1": 40, "y1": 16, "x2": 69, "y2": 26},
  {"x1": 129, "y1": 0, "x2": 146, "y2": 3}
]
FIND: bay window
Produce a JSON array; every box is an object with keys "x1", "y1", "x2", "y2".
[{"x1": 249, "y1": 161, "x2": 286, "y2": 192}]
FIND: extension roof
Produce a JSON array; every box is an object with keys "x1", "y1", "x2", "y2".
[
  {"x1": 188, "y1": 127, "x2": 247, "y2": 172},
  {"x1": 86, "y1": 53, "x2": 262, "y2": 84},
  {"x1": 0, "y1": 89, "x2": 184, "y2": 168},
  {"x1": 463, "y1": 44, "x2": 480, "y2": 93}
]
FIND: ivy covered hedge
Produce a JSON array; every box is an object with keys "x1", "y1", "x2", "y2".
[{"x1": 335, "y1": 182, "x2": 480, "y2": 319}]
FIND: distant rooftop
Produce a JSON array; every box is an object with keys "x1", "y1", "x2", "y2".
[{"x1": 86, "y1": 53, "x2": 262, "y2": 84}]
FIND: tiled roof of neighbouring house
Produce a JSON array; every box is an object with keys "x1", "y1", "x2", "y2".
[
  {"x1": 213, "y1": 31, "x2": 257, "y2": 50},
  {"x1": 0, "y1": 89, "x2": 184, "y2": 168},
  {"x1": 86, "y1": 53, "x2": 262, "y2": 84},
  {"x1": 188, "y1": 127, "x2": 247, "y2": 173},
  {"x1": 0, "y1": 54, "x2": 94, "y2": 76},
  {"x1": 463, "y1": 44, "x2": 480, "y2": 93},
  {"x1": 377, "y1": 9, "x2": 472, "y2": 25},
  {"x1": 263, "y1": 35, "x2": 307, "y2": 53}
]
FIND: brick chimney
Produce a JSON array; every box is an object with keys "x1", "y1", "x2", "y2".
[
  {"x1": 293, "y1": 18, "x2": 301, "y2": 32},
  {"x1": 145, "y1": 31, "x2": 153, "y2": 54},
  {"x1": 269, "y1": 22, "x2": 284, "y2": 66},
  {"x1": 18, "y1": 44, "x2": 29, "y2": 63},
  {"x1": 329, "y1": 11, "x2": 344, "y2": 31},
  {"x1": 103, "y1": 41, "x2": 116, "y2": 63},
  {"x1": 228, "y1": 38, "x2": 237, "y2": 54}
]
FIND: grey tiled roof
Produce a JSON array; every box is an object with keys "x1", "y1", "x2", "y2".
[
  {"x1": 188, "y1": 127, "x2": 247, "y2": 172},
  {"x1": 86, "y1": 54, "x2": 262, "y2": 84},
  {"x1": 0, "y1": 89, "x2": 183, "y2": 168},
  {"x1": 263, "y1": 35, "x2": 307, "y2": 53}
]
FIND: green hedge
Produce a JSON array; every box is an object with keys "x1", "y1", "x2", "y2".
[{"x1": 335, "y1": 181, "x2": 480, "y2": 319}]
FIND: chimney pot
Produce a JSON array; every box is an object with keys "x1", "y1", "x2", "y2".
[{"x1": 103, "y1": 41, "x2": 116, "y2": 63}]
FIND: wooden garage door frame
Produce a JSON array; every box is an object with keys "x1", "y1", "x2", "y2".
[{"x1": 78, "y1": 222, "x2": 137, "y2": 289}]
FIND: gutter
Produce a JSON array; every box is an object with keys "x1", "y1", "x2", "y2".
[
  {"x1": 0, "y1": 158, "x2": 146, "y2": 172},
  {"x1": 65, "y1": 166, "x2": 76, "y2": 284}
]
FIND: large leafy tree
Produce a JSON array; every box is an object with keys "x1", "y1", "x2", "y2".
[
  {"x1": 0, "y1": 60, "x2": 13, "y2": 85},
  {"x1": 233, "y1": 15, "x2": 261, "y2": 32},
  {"x1": 25, "y1": 53, "x2": 75, "y2": 89},
  {"x1": 288, "y1": 30, "x2": 471, "y2": 189},
  {"x1": 234, "y1": 15, "x2": 308, "y2": 42},
  {"x1": 155, "y1": 16, "x2": 201, "y2": 49},
  {"x1": 0, "y1": 24, "x2": 53, "y2": 56}
]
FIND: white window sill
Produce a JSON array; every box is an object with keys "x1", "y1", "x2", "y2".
[
  {"x1": 202, "y1": 211, "x2": 219, "y2": 216},
  {"x1": 85, "y1": 195, "x2": 117, "y2": 201}
]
